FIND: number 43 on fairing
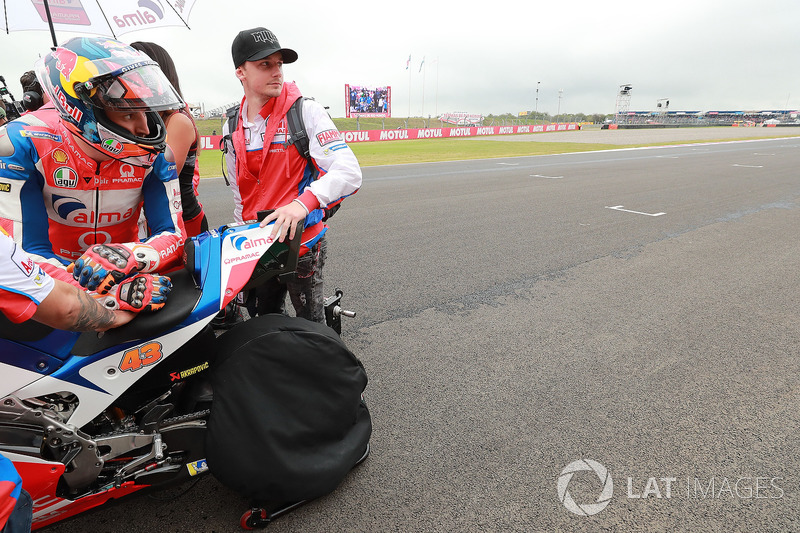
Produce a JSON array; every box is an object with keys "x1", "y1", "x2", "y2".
[{"x1": 118, "y1": 341, "x2": 163, "y2": 372}]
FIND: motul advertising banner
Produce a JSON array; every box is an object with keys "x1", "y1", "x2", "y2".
[
  {"x1": 338, "y1": 123, "x2": 581, "y2": 143},
  {"x1": 198, "y1": 123, "x2": 581, "y2": 150}
]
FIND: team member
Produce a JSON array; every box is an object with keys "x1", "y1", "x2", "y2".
[
  {"x1": 130, "y1": 41, "x2": 209, "y2": 238},
  {"x1": 222, "y1": 27, "x2": 362, "y2": 322},
  {"x1": 0, "y1": 37, "x2": 186, "y2": 295}
]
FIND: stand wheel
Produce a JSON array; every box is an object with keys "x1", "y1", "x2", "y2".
[{"x1": 240, "y1": 508, "x2": 268, "y2": 530}]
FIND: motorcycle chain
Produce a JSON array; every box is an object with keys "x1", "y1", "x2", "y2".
[{"x1": 92, "y1": 410, "x2": 209, "y2": 441}]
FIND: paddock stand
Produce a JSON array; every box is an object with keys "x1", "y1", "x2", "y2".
[
  {"x1": 324, "y1": 288, "x2": 356, "y2": 335},
  {"x1": 238, "y1": 444, "x2": 371, "y2": 530}
]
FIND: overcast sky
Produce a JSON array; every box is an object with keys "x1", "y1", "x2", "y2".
[{"x1": 2, "y1": 0, "x2": 798, "y2": 118}]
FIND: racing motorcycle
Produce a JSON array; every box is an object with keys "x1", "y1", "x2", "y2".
[{"x1": 0, "y1": 220, "x2": 358, "y2": 530}]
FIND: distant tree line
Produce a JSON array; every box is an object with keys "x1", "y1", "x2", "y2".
[{"x1": 485, "y1": 111, "x2": 610, "y2": 124}]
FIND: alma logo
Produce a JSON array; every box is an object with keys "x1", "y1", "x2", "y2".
[
  {"x1": 51, "y1": 194, "x2": 135, "y2": 224},
  {"x1": 52, "y1": 194, "x2": 86, "y2": 220},
  {"x1": 232, "y1": 235, "x2": 268, "y2": 251},
  {"x1": 113, "y1": 0, "x2": 166, "y2": 28}
]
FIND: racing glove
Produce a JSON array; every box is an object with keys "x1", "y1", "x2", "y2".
[
  {"x1": 95, "y1": 274, "x2": 172, "y2": 313},
  {"x1": 69, "y1": 243, "x2": 160, "y2": 294}
]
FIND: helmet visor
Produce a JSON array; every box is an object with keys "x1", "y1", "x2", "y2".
[{"x1": 88, "y1": 62, "x2": 183, "y2": 112}]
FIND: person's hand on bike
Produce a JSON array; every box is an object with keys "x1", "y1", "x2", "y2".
[
  {"x1": 259, "y1": 200, "x2": 308, "y2": 243},
  {"x1": 68, "y1": 243, "x2": 159, "y2": 294},
  {"x1": 94, "y1": 273, "x2": 172, "y2": 313}
]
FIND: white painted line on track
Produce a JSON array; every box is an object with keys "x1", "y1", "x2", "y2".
[
  {"x1": 605, "y1": 205, "x2": 666, "y2": 217},
  {"x1": 731, "y1": 164, "x2": 764, "y2": 168},
  {"x1": 530, "y1": 174, "x2": 563, "y2": 179}
]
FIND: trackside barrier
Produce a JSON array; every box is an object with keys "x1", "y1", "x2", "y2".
[
  {"x1": 339, "y1": 123, "x2": 581, "y2": 143},
  {"x1": 197, "y1": 123, "x2": 582, "y2": 150}
]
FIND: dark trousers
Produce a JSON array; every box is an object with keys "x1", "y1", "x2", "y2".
[
  {"x1": 247, "y1": 236, "x2": 327, "y2": 323},
  {"x1": 1, "y1": 490, "x2": 31, "y2": 533}
]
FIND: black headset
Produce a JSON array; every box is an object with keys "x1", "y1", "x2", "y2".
[{"x1": 22, "y1": 91, "x2": 43, "y2": 112}]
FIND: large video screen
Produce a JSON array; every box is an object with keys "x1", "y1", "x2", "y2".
[{"x1": 345, "y1": 85, "x2": 391, "y2": 118}]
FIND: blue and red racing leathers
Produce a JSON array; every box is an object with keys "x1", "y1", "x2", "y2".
[{"x1": 0, "y1": 106, "x2": 185, "y2": 281}]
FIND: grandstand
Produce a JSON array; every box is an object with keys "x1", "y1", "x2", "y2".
[
  {"x1": 203, "y1": 102, "x2": 239, "y2": 119},
  {"x1": 613, "y1": 109, "x2": 799, "y2": 126}
]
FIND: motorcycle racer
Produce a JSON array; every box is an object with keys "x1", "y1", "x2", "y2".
[{"x1": 0, "y1": 37, "x2": 186, "y2": 293}]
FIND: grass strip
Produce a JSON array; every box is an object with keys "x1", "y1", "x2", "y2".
[{"x1": 197, "y1": 134, "x2": 799, "y2": 176}]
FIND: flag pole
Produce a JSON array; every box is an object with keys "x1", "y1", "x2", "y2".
[
  {"x1": 435, "y1": 57, "x2": 439, "y2": 118},
  {"x1": 420, "y1": 56, "x2": 426, "y2": 121},
  {"x1": 408, "y1": 55, "x2": 412, "y2": 122}
]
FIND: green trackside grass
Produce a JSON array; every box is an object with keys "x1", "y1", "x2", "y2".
[
  {"x1": 196, "y1": 138, "x2": 625, "y2": 175},
  {"x1": 198, "y1": 150, "x2": 225, "y2": 179},
  {"x1": 346, "y1": 139, "x2": 624, "y2": 166}
]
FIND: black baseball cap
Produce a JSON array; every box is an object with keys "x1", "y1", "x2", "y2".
[{"x1": 232, "y1": 27, "x2": 298, "y2": 67}]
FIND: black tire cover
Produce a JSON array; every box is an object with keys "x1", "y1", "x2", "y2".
[{"x1": 205, "y1": 313, "x2": 371, "y2": 502}]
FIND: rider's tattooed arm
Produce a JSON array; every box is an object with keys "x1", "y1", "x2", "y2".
[{"x1": 33, "y1": 280, "x2": 136, "y2": 332}]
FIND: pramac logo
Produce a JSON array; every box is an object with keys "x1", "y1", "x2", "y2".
[{"x1": 113, "y1": 0, "x2": 167, "y2": 29}]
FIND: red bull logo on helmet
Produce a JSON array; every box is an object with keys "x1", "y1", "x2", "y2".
[
  {"x1": 53, "y1": 47, "x2": 79, "y2": 81},
  {"x1": 52, "y1": 86, "x2": 84, "y2": 123}
]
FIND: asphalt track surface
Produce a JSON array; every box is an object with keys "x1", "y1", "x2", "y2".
[
  {"x1": 474, "y1": 125, "x2": 800, "y2": 145},
  {"x1": 46, "y1": 128, "x2": 800, "y2": 532}
]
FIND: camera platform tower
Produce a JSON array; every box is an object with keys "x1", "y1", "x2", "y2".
[{"x1": 614, "y1": 84, "x2": 633, "y2": 125}]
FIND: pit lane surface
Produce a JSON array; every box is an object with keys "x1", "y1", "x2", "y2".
[{"x1": 47, "y1": 132, "x2": 800, "y2": 532}]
